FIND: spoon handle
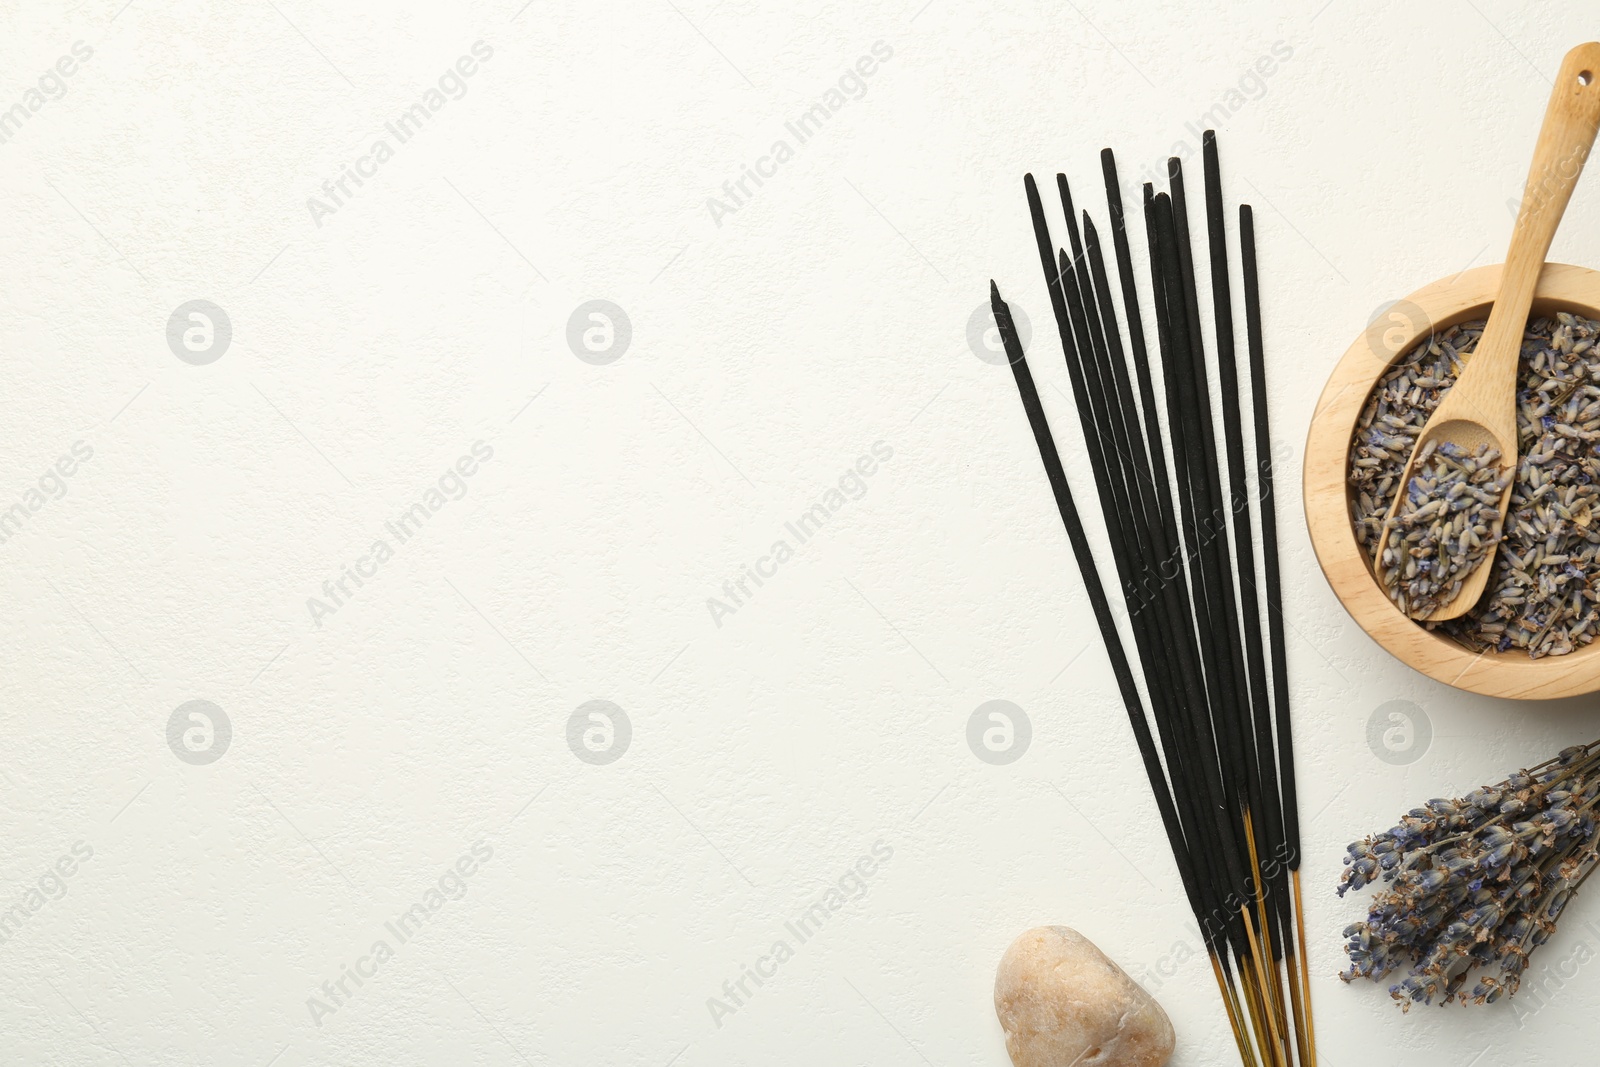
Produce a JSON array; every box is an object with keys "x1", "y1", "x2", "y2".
[{"x1": 1479, "y1": 43, "x2": 1600, "y2": 372}]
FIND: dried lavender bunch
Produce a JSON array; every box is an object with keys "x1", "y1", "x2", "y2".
[
  {"x1": 1350, "y1": 312, "x2": 1600, "y2": 656},
  {"x1": 1378, "y1": 441, "x2": 1511, "y2": 618},
  {"x1": 1339, "y1": 739, "x2": 1600, "y2": 1009}
]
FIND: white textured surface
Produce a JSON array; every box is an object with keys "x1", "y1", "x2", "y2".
[{"x1": 3, "y1": 1, "x2": 1600, "y2": 1063}]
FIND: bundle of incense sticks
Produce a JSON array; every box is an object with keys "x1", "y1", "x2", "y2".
[{"x1": 990, "y1": 132, "x2": 1314, "y2": 1067}]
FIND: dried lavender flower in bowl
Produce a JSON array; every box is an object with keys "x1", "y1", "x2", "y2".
[{"x1": 1349, "y1": 312, "x2": 1600, "y2": 658}]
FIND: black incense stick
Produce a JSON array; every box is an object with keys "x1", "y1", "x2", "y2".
[
  {"x1": 1242, "y1": 202, "x2": 1315, "y2": 1062},
  {"x1": 1240, "y1": 205, "x2": 1299, "y2": 870},
  {"x1": 994, "y1": 134, "x2": 1310, "y2": 1067}
]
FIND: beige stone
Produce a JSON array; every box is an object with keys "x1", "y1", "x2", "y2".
[{"x1": 994, "y1": 926, "x2": 1175, "y2": 1067}]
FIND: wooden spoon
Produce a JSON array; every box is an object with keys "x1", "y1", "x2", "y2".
[{"x1": 1381, "y1": 42, "x2": 1600, "y2": 621}]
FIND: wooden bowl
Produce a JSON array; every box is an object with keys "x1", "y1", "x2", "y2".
[{"x1": 1304, "y1": 261, "x2": 1600, "y2": 699}]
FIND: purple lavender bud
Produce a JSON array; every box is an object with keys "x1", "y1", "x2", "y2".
[{"x1": 1482, "y1": 843, "x2": 1514, "y2": 867}]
